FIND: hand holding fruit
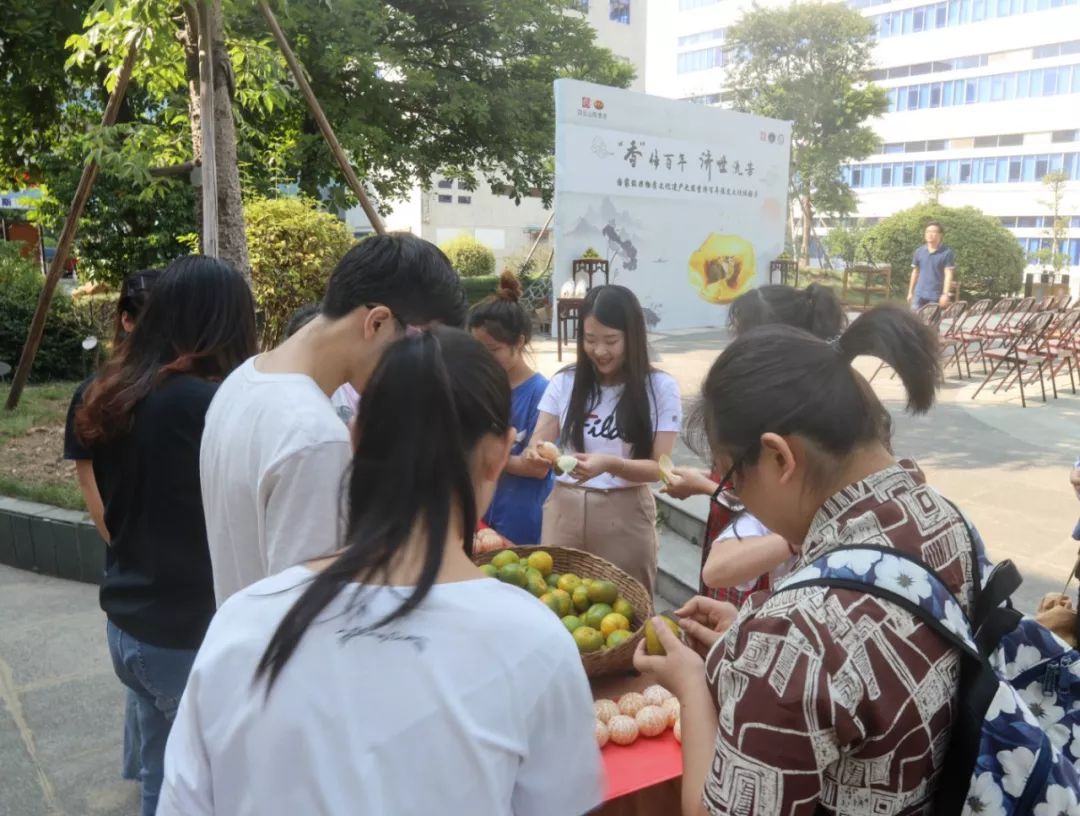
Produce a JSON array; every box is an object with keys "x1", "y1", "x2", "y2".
[
  {"x1": 473, "y1": 528, "x2": 509, "y2": 554},
  {"x1": 523, "y1": 441, "x2": 556, "y2": 470},
  {"x1": 633, "y1": 615, "x2": 705, "y2": 700},
  {"x1": 675, "y1": 596, "x2": 738, "y2": 651},
  {"x1": 571, "y1": 452, "x2": 616, "y2": 483},
  {"x1": 661, "y1": 466, "x2": 717, "y2": 501}
]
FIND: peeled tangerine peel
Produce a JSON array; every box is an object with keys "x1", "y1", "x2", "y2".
[
  {"x1": 688, "y1": 233, "x2": 757, "y2": 304},
  {"x1": 657, "y1": 455, "x2": 675, "y2": 485},
  {"x1": 556, "y1": 455, "x2": 578, "y2": 476}
]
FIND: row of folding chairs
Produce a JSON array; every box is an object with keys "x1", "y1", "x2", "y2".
[{"x1": 870, "y1": 293, "x2": 1079, "y2": 407}]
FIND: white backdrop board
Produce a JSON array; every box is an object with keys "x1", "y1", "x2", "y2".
[{"x1": 554, "y1": 79, "x2": 792, "y2": 331}]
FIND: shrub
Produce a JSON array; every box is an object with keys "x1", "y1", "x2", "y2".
[
  {"x1": 246, "y1": 196, "x2": 355, "y2": 347},
  {"x1": 863, "y1": 204, "x2": 1025, "y2": 300},
  {"x1": 0, "y1": 244, "x2": 93, "y2": 382},
  {"x1": 439, "y1": 234, "x2": 495, "y2": 278}
]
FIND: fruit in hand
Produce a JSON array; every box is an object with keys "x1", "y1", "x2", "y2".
[
  {"x1": 644, "y1": 616, "x2": 683, "y2": 656},
  {"x1": 537, "y1": 441, "x2": 560, "y2": 463},
  {"x1": 657, "y1": 454, "x2": 675, "y2": 484},
  {"x1": 556, "y1": 455, "x2": 578, "y2": 476}
]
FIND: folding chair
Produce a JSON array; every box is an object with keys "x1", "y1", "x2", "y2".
[
  {"x1": 1035, "y1": 295, "x2": 1057, "y2": 312},
  {"x1": 947, "y1": 298, "x2": 993, "y2": 378},
  {"x1": 972, "y1": 311, "x2": 1056, "y2": 407},
  {"x1": 1044, "y1": 309, "x2": 1080, "y2": 395},
  {"x1": 937, "y1": 301, "x2": 969, "y2": 378},
  {"x1": 969, "y1": 297, "x2": 1019, "y2": 365}
]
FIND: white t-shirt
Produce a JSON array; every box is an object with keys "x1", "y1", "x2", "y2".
[
  {"x1": 713, "y1": 512, "x2": 795, "y2": 591},
  {"x1": 159, "y1": 567, "x2": 603, "y2": 816},
  {"x1": 537, "y1": 369, "x2": 683, "y2": 490},
  {"x1": 200, "y1": 358, "x2": 352, "y2": 604},
  {"x1": 329, "y1": 383, "x2": 360, "y2": 424}
]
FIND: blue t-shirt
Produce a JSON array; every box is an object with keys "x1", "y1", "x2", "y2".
[
  {"x1": 912, "y1": 244, "x2": 955, "y2": 299},
  {"x1": 484, "y1": 372, "x2": 554, "y2": 546}
]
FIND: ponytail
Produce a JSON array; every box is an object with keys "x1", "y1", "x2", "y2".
[
  {"x1": 728, "y1": 284, "x2": 847, "y2": 341},
  {"x1": 255, "y1": 327, "x2": 510, "y2": 693},
  {"x1": 695, "y1": 305, "x2": 938, "y2": 470},
  {"x1": 467, "y1": 270, "x2": 531, "y2": 347}
]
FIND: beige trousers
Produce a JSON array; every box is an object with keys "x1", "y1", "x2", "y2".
[{"x1": 540, "y1": 482, "x2": 658, "y2": 597}]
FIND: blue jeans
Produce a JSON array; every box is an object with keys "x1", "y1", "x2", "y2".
[
  {"x1": 106, "y1": 621, "x2": 198, "y2": 816},
  {"x1": 122, "y1": 688, "x2": 141, "y2": 780},
  {"x1": 912, "y1": 295, "x2": 939, "y2": 310}
]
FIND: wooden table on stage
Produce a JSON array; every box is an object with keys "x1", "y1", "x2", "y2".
[{"x1": 591, "y1": 672, "x2": 683, "y2": 816}]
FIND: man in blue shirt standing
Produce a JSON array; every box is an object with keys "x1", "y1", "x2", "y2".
[{"x1": 907, "y1": 221, "x2": 956, "y2": 310}]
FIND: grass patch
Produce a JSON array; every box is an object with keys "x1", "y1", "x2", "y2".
[{"x1": 0, "y1": 381, "x2": 86, "y2": 511}]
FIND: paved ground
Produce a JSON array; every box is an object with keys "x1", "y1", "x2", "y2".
[{"x1": 3, "y1": 326, "x2": 1078, "y2": 815}]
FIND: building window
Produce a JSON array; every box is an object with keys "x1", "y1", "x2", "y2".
[
  {"x1": 1053, "y1": 129, "x2": 1079, "y2": 142},
  {"x1": 886, "y1": 63, "x2": 1080, "y2": 112},
  {"x1": 677, "y1": 46, "x2": 725, "y2": 73},
  {"x1": 573, "y1": 0, "x2": 589, "y2": 11},
  {"x1": 437, "y1": 179, "x2": 453, "y2": 189},
  {"x1": 873, "y1": 0, "x2": 1080, "y2": 39},
  {"x1": 437, "y1": 194, "x2": 452, "y2": 204},
  {"x1": 845, "y1": 149, "x2": 1080, "y2": 188},
  {"x1": 457, "y1": 196, "x2": 472, "y2": 204},
  {"x1": 677, "y1": 28, "x2": 725, "y2": 47},
  {"x1": 610, "y1": 0, "x2": 630, "y2": 23}
]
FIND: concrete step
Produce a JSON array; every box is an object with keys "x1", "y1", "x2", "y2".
[{"x1": 655, "y1": 485, "x2": 709, "y2": 610}]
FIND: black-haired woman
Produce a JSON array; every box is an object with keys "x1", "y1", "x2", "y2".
[
  {"x1": 635, "y1": 306, "x2": 990, "y2": 815},
  {"x1": 468, "y1": 271, "x2": 554, "y2": 545},
  {"x1": 524, "y1": 285, "x2": 682, "y2": 595},
  {"x1": 64, "y1": 268, "x2": 163, "y2": 543},
  {"x1": 158, "y1": 328, "x2": 601, "y2": 815},
  {"x1": 663, "y1": 282, "x2": 848, "y2": 604},
  {"x1": 76, "y1": 257, "x2": 256, "y2": 816}
]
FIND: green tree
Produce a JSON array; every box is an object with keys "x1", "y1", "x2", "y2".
[
  {"x1": 824, "y1": 220, "x2": 870, "y2": 270},
  {"x1": 245, "y1": 196, "x2": 355, "y2": 347},
  {"x1": 724, "y1": 2, "x2": 887, "y2": 267},
  {"x1": 1035, "y1": 170, "x2": 1069, "y2": 274},
  {"x1": 5, "y1": 0, "x2": 634, "y2": 281},
  {"x1": 924, "y1": 177, "x2": 949, "y2": 205},
  {"x1": 863, "y1": 204, "x2": 1025, "y2": 300},
  {"x1": 440, "y1": 234, "x2": 496, "y2": 278}
]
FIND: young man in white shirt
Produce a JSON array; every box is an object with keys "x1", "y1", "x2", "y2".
[{"x1": 200, "y1": 233, "x2": 466, "y2": 603}]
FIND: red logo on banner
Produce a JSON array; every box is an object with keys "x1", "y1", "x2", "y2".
[{"x1": 582, "y1": 97, "x2": 592, "y2": 109}]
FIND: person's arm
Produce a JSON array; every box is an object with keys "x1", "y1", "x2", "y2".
[
  {"x1": 505, "y1": 390, "x2": 555, "y2": 479},
  {"x1": 908, "y1": 262, "x2": 919, "y2": 303},
  {"x1": 74, "y1": 460, "x2": 109, "y2": 543},
  {"x1": 702, "y1": 533, "x2": 792, "y2": 590},
  {"x1": 521, "y1": 411, "x2": 559, "y2": 471},
  {"x1": 569, "y1": 430, "x2": 678, "y2": 483},
  {"x1": 940, "y1": 248, "x2": 956, "y2": 306},
  {"x1": 662, "y1": 466, "x2": 719, "y2": 501},
  {"x1": 262, "y1": 440, "x2": 353, "y2": 573}
]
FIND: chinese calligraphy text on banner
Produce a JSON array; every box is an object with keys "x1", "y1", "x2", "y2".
[{"x1": 554, "y1": 79, "x2": 792, "y2": 331}]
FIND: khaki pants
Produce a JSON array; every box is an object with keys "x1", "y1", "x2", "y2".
[{"x1": 541, "y1": 482, "x2": 658, "y2": 597}]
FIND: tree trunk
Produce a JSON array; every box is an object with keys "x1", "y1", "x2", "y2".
[
  {"x1": 800, "y1": 194, "x2": 813, "y2": 268},
  {"x1": 181, "y1": 0, "x2": 250, "y2": 279}
]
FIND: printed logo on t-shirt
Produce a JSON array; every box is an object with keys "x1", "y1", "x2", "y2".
[{"x1": 585, "y1": 412, "x2": 621, "y2": 441}]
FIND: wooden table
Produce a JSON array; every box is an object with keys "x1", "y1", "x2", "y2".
[
  {"x1": 557, "y1": 297, "x2": 584, "y2": 362},
  {"x1": 591, "y1": 672, "x2": 683, "y2": 816}
]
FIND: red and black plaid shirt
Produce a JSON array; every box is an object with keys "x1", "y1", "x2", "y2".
[{"x1": 697, "y1": 470, "x2": 770, "y2": 605}]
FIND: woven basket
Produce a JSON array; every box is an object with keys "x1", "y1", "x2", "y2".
[{"x1": 474, "y1": 545, "x2": 654, "y2": 678}]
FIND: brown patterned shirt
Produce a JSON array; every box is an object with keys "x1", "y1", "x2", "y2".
[{"x1": 703, "y1": 460, "x2": 979, "y2": 815}]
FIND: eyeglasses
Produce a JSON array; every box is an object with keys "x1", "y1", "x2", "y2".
[{"x1": 712, "y1": 459, "x2": 745, "y2": 513}]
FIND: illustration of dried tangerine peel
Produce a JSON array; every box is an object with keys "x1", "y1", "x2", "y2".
[{"x1": 688, "y1": 234, "x2": 757, "y2": 304}]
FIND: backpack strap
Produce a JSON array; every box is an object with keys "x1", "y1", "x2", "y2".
[{"x1": 775, "y1": 545, "x2": 1000, "y2": 815}]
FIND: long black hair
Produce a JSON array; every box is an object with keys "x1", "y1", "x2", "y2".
[
  {"x1": 728, "y1": 283, "x2": 847, "y2": 341},
  {"x1": 561, "y1": 285, "x2": 655, "y2": 460},
  {"x1": 113, "y1": 268, "x2": 162, "y2": 347},
  {"x1": 77, "y1": 256, "x2": 256, "y2": 447},
  {"x1": 695, "y1": 305, "x2": 939, "y2": 475},
  {"x1": 467, "y1": 270, "x2": 531, "y2": 347},
  {"x1": 255, "y1": 327, "x2": 511, "y2": 692}
]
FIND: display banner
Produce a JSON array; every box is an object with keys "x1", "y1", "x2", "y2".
[{"x1": 554, "y1": 79, "x2": 792, "y2": 330}]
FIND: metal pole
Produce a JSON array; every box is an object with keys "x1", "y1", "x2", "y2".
[
  {"x1": 257, "y1": 0, "x2": 386, "y2": 234},
  {"x1": 5, "y1": 40, "x2": 140, "y2": 410}
]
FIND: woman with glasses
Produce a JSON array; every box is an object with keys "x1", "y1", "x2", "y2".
[
  {"x1": 663, "y1": 284, "x2": 847, "y2": 604},
  {"x1": 635, "y1": 305, "x2": 992, "y2": 815}
]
